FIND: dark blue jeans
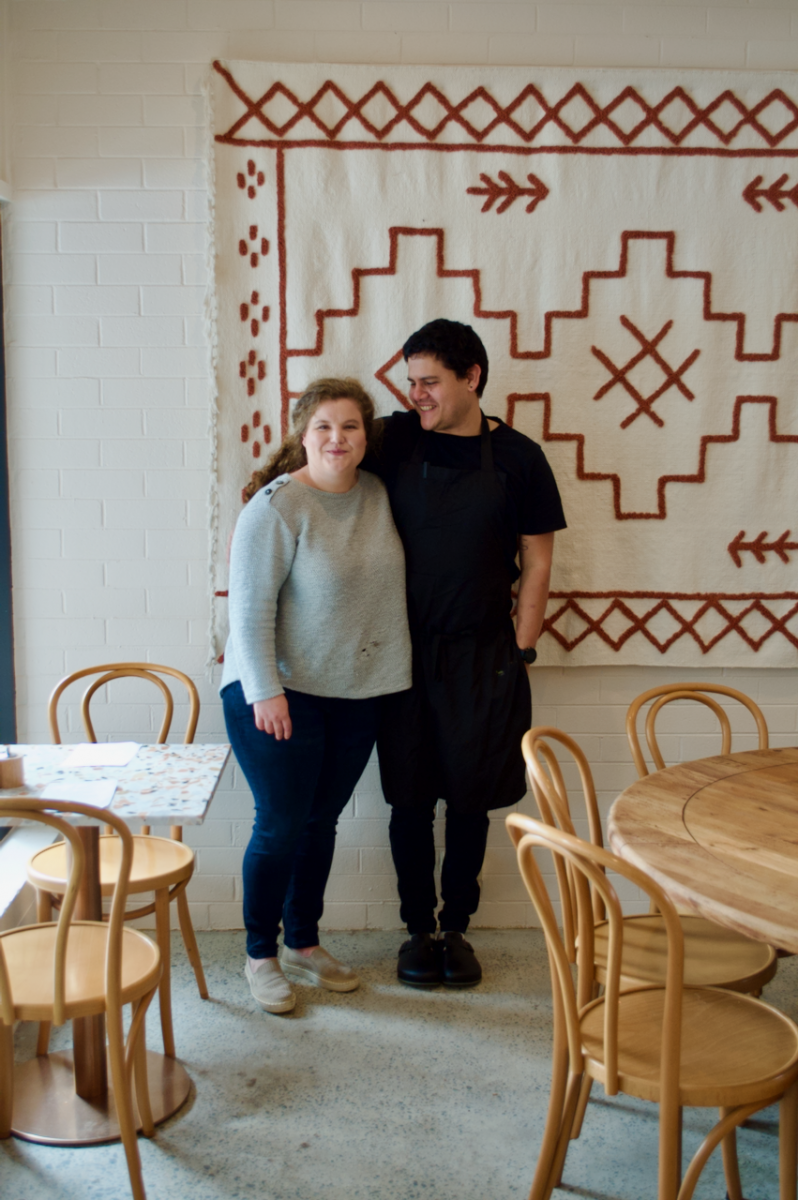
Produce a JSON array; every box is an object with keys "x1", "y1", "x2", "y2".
[{"x1": 222, "y1": 681, "x2": 378, "y2": 959}]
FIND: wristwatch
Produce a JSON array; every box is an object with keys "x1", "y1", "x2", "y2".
[{"x1": 520, "y1": 647, "x2": 538, "y2": 665}]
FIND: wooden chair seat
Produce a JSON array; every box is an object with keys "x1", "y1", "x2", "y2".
[
  {"x1": 0, "y1": 922, "x2": 161, "y2": 1020},
  {"x1": 593, "y1": 914, "x2": 777, "y2": 993},
  {"x1": 29, "y1": 836, "x2": 194, "y2": 897},
  {"x1": 581, "y1": 985, "x2": 798, "y2": 1108}
]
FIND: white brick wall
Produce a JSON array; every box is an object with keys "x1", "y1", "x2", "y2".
[{"x1": 3, "y1": 0, "x2": 798, "y2": 932}]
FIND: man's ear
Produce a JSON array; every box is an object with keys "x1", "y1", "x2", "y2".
[{"x1": 466, "y1": 363, "x2": 481, "y2": 393}]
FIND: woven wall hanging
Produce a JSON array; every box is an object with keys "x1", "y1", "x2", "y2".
[{"x1": 210, "y1": 62, "x2": 798, "y2": 667}]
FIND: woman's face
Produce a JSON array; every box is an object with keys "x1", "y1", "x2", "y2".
[{"x1": 301, "y1": 398, "x2": 367, "y2": 485}]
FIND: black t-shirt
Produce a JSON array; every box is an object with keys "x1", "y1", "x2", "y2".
[{"x1": 363, "y1": 410, "x2": 566, "y2": 579}]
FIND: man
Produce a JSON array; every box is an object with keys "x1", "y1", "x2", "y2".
[{"x1": 368, "y1": 319, "x2": 566, "y2": 987}]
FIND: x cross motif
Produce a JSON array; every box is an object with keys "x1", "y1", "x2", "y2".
[{"x1": 591, "y1": 316, "x2": 701, "y2": 429}]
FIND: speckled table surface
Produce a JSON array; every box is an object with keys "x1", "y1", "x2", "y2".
[{"x1": 0, "y1": 743, "x2": 231, "y2": 825}]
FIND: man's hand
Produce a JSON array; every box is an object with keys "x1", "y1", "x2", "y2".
[{"x1": 253, "y1": 695, "x2": 292, "y2": 740}]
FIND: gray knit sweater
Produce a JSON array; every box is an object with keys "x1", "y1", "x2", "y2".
[{"x1": 220, "y1": 471, "x2": 412, "y2": 703}]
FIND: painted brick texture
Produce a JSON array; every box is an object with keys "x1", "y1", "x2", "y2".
[{"x1": 3, "y1": 0, "x2": 798, "y2": 933}]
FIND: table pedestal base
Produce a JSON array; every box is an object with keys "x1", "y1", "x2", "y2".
[{"x1": 10, "y1": 1050, "x2": 191, "y2": 1146}]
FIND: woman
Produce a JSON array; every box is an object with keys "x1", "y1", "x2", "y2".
[{"x1": 221, "y1": 378, "x2": 411, "y2": 1014}]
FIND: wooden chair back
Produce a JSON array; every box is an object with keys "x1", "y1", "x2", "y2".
[
  {"x1": 506, "y1": 813, "x2": 685, "y2": 1145},
  {"x1": 48, "y1": 662, "x2": 200, "y2": 746},
  {"x1": 0, "y1": 799, "x2": 135, "y2": 1027},
  {"x1": 626, "y1": 682, "x2": 768, "y2": 777},
  {"x1": 521, "y1": 727, "x2": 609, "y2": 954}
]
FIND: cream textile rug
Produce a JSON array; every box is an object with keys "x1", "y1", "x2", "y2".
[{"x1": 210, "y1": 62, "x2": 798, "y2": 668}]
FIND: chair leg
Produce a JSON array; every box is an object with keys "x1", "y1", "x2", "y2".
[
  {"x1": 34, "y1": 891, "x2": 54, "y2": 1055},
  {"x1": 720, "y1": 1108, "x2": 743, "y2": 1200},
  {"x1": 529, "y1": 1000, "x2": 570, "y2": 1200},
  {"x1": 36, "y1": 888, "x2": 52, "y2": 924},
  {"x1": 176, "y1": 888, "x2": 208, "y2": 1000},
  {"x1": 780, "y1": 1079, "x2": 798, "y2": 1200},
  {"x1": 129, "y1": 994, "x2": 156, "y2": 1139},
  {"x1": 658, "y1": 1102, "x2": 682, "y2": 1200},
  {"x1": 678, "y1": 1104, "x2": 761, "y2": 1200},
  {"x1": 33, "y1": 893, "x2": 56, "y2": 1049},
  {"x1": 546, "y1": 1070, "x2": 584, "y2": 1197},
  {"x1": 36, "y1": 1021, "x2": 51, "y2": 1057},
  {"x1": 154, "y1": 888, "x2": 176, "y2": 1058},
  {"x1": 570, "y1": 1073, "x2": 593, "y2": 1140},
  {"x1": 107, "y1": 1004, "x2": 148, "y2": 1200},
  {"x1": 0, "y1": 1022, "x2": 13, "y2": 1138}
]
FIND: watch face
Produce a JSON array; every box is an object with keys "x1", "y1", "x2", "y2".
[{"x1": 521, "y1": 647, "x2": 537, "y2": 665}]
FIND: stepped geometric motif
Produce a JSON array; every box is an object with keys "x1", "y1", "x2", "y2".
[{"x1": 211, "y1": 62, "x2": 798, "y2": 667}]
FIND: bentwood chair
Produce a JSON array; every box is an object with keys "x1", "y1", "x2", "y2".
[
  {"x1": 506, "y1": 813, "x2": 798, "y2": 1200},
  {"x1": 626, "y1": 682, "x2": 769, "y2": 778},
  {"x1": 1, "y1": 798, "x2": 161, "y2": 1200},
  {"x1": 521, "y1": 726, "x2": 778, "y2": 1148},
  {"x1": 522, "y1": 727, "x2": 777, "y2": 996},
  {"x1": 27, "y1": 663, "x2": 207, "y2": 1059}
]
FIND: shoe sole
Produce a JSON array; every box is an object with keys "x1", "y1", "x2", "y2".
[
  {"x1": 281, "y1": 962, "x2": 360, "y2": 992},
  {"x1": 251, "y1": 994, "x2": 296, "y2": 1013},
  {"x1": 442, "y1": 978, "x2": 481, "y2": 988},
  {"x1": 397, "y1": 975, "x2": 441, "y2": 988}
]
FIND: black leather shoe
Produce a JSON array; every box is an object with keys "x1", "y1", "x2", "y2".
[
  {"x1": 397, "y1": 933, "x2": 442, "y2": 987},
  {"x1": 440, "y1": 932, "x2": 482, "y2": 987}
]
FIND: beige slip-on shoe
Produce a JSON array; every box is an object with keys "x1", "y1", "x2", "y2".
[
  {"x1": 245, "y1": 958, "x2": 296, "y2": 1013},
  {"x1": 280, "y1": 945, "x2": 360, "y2": 992}
]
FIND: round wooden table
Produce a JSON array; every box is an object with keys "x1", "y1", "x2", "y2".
[{"x1": 608, "y1": 746, "x2": 798, "y2": 953}]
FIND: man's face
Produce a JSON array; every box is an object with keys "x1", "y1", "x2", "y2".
[{"x1": 406, "y1": 354, "x2": 481, "y2": 434}]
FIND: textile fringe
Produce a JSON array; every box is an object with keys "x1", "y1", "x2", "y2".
[{"x1": 204, "y1": 64, "x2": 222, "y2": 680}]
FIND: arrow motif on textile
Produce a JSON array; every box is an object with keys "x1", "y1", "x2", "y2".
[
  {"x1": 466, "y1": 171, "x2": 549, "y2": 214},
  {"x1": 728, "y1": 530, "x2": 798, "y2": 567},
  {"x1": 742, "y1": 175, "x2": 798, "y2": 214}
]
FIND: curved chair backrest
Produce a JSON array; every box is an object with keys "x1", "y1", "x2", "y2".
[
  {"x1": 506, "y1": 813, "x2": 684, "y2": 1117},
  {"x1": 521, "y1": 727, "x2": 609, "y2": 950},
  {"x1": 0, "y1": 799, "x2": 134, "y2": 1027},
  {"x1": 626, "y1": 682, "x2": 769, "y2": 778},
  {"x1": 48, "y1": 662, "x2": 200, "y2": 746}
]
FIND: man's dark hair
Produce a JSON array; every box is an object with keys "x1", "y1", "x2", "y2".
[{"x1": 402, "y1": 319, "x2": 489, "y2": 397}]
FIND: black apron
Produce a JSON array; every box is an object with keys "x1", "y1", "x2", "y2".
[{"x1": 378, "y1": 418, "x2": 531, "y2": 814}]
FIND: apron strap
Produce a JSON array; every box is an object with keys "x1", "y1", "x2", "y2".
[{"x1": 410, "y1": 415, "x2": 495, "y2": 471}]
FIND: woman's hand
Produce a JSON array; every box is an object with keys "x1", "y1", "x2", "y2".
[{"x1": 253, "y1": 696, "x2": 292, "y2": 740}]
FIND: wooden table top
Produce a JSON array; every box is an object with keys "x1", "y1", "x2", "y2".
[{"x1": 608, "y1": 746, "x2": 798, "y2": 953}]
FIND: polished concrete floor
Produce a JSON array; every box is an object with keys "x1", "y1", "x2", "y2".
[{"x1": 3, "y1": 929, "x2": 797, "y2": 1200}]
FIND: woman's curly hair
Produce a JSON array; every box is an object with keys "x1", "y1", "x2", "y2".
[{"x1": 242, "y1": 377, "x2": 379, "y2": 503}]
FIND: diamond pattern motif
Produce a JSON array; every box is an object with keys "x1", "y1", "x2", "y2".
[
  {"x1": 544, "y1": 595, "x2": 798, "y2": 654},
  {"x1": 214, "y1": 64, "x2": 798, "y2": 148}
]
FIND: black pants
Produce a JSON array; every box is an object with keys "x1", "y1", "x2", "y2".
[{"x1": 389, "y1": 805, "x2": 490, "y2": 934}]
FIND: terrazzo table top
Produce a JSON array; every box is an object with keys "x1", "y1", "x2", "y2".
[{"x1": 0, "y1": 743, "x2": 231, "y2": 825}]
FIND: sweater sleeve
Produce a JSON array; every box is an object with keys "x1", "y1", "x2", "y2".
[{"x1": 227, "y1": 485, "x2": 297, "y2": 704}]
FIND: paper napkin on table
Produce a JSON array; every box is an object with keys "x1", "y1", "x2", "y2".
[
  {"x1": 61, "y1": 742, "x2": 141, "y2": 768},
  {"x1": 41, "y1": 780, "x2": 118, "y2": 809}
]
